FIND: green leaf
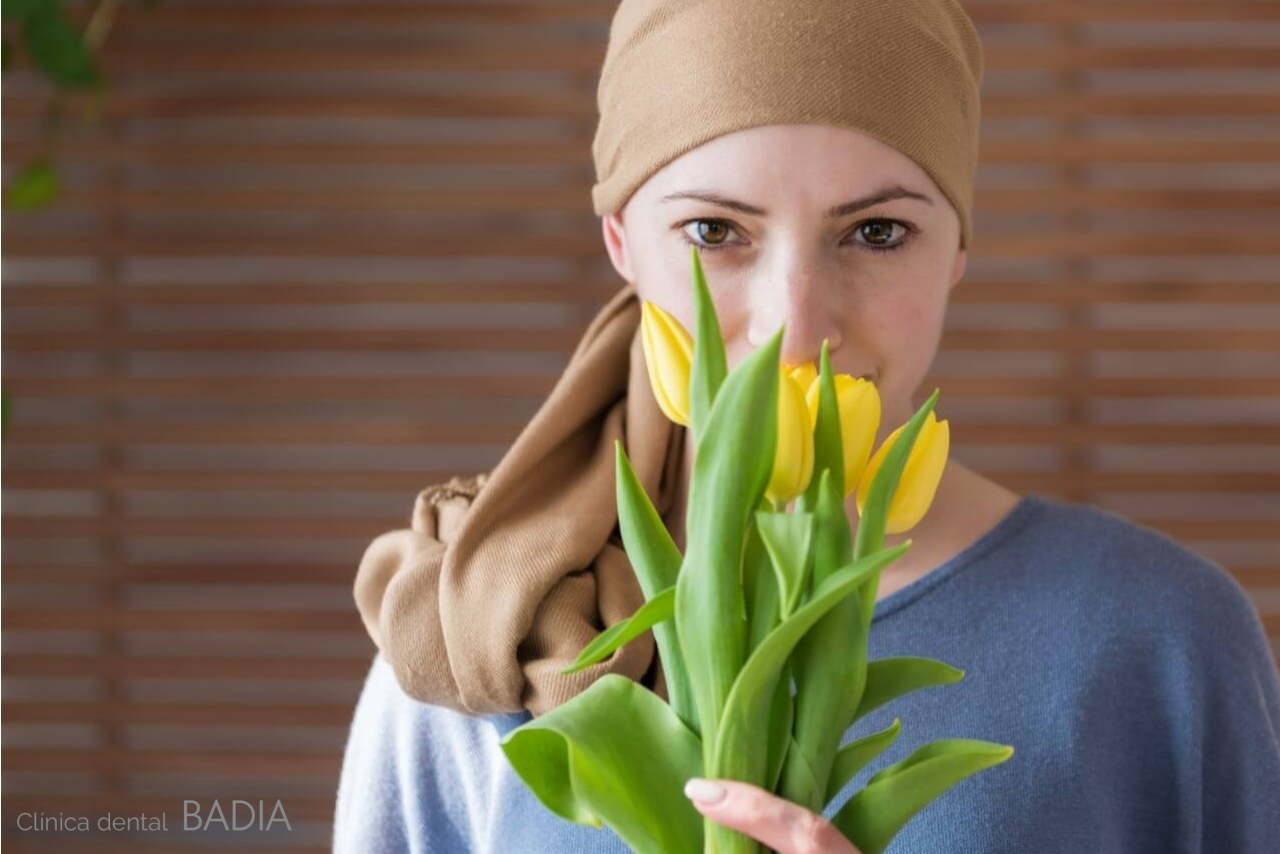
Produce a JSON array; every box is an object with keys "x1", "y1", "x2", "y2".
[
  {"x1": 798, "y1": 341, "x2": 846, "y2": 511},
  {"x1": 753, "y1": 508, "x2": 815, "y2": 620},
  {"x1": 824, "y1": 717, "x2": 902, "y2": 804},
  {"x1": 712, "y1": 539, "x2": 913, "y2": 784},
  {"x1": 851, "y1": 656, "x2": 965, "y2": 726},
  {"x1": 3, "y1": 159, "x2": 58, "y2": 210},
  {"x1": 675, "y1": 318, "x2": 783, "y2": 764},
  {"x1": 614, "y1": 439, "x2": 697, "y2": 733},
  {"x1": 741, "y1": 508, "x2": 780, "y2": 653},
  {"x1": 686, "y1": 244, "x2": 727, "y2": 442},
  {"x1": 832, "y1": 738, "x2": 1015, "y2": 854},
  {"x1": 763, "y1": 658, "x2": 794, "y2": 793},
  {"x1": 781, "y1": 467, "x2": 866, "y2": 811},
  {"x1": 21, "y1": 0, "x2": 101, "y2": 88},
  {"x1": 499, "y1": 673, "x2": 705, "y2": 854},
  {"x1": 1, "y1": 387, "x2": 10, "y2": 437},
  {"x1": 560, "y1": 586, "x2": 674, "y2": 675},
  {"x1": 780, "y1": 733, "x2": 822, "y2": 809}
]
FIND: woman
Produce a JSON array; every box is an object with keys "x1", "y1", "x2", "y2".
[{"x1": 335, "y1": 1, "x2": 1280, "y2": 852}]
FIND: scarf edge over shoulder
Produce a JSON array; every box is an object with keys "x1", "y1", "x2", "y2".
[{"x1": 353, "y1": 282, "x2": 687, "y2": 717}]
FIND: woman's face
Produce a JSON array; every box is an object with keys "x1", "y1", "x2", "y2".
[{"x1": 601, "y1": 123, "x2": 968, "y2": 436}]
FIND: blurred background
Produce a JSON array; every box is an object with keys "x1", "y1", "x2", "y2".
[{"x1": 3, "y1": 1, "x2": 1279, "y2": 852}]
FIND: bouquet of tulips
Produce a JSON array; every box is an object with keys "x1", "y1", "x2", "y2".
[{"x1": 499, "y1": 246, "x2": 1014, "y2": 854}]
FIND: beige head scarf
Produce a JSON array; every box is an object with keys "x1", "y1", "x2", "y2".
[
  {"x1": 593, "y1": 0, "x2": 984, "y2": 248},
  {"x1": 354, "y1": 0, "x2": 985, "y2": 717}
]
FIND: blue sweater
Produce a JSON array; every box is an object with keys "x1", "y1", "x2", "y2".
[{"x1": 333, "y1": 492, "x2": 1280, "y2": 853}]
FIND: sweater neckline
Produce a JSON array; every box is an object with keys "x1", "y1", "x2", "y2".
[{"x1": 871, "y1": 492, "x2": 1048, "y2": 623}]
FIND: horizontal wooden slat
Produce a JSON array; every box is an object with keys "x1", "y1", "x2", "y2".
[
  {"x1": 80, "y1": 2, "x2": 1280, "y2": 28},
  {"x1": 2, "y1": 655, "x2": 370, "y2": 680},
  {"x1": 36, "y1": 43, "x2": 1275, "y2": 75},
  {"x1": 4, "y1": 421, "x2": 1278, "y2": 447},
  {"x1": 7, "y1": 138, "x2": 1280, "y2": 169},
  {"x1": 5, "y1": 281, "x2": 1279, "y2": 308},
  {"x1": 0, "y1": 561, "x2": 356, "y2": 584},
  {"x1": 3, "y1": 701, "x2": 357, "y2": 727},
  {"x1": 5, "y1": 326, "x2": 1275, "y2": 353},
  {"x1": 7, "y1": 229, "x2": 1279, "y2": 257},
  {"x1": 3, "y1": 470, "x2": 1280, "y2": 495},
  {"x1": 7, "y1": 90, "x2": 1280, "y2": 122},
  {"x1": 4, "y1": 503, "x2": 1279, "y2": 540},
  {"x1": 4, "y1": 374, "x2": 1279, "y2": 400},
  {"x1": 2, "y1": 748, "x2": 341, "y2": 775},
  {"x1": 0, "y1": 609, "x2": 361, "y2": 632}
]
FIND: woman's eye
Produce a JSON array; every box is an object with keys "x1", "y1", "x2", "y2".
[
  {"x1": 678, "y1": 219, "x2": 742, "y2": 251},
  {"x1": 849, "y1": 219, "x2": 915, "y2": 253}
]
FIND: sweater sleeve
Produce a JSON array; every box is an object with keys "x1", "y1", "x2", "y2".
[
  {"x1": 1194, "y1": 568, "x2": 1280, "y2": 852},
  {"x1": 333, "y1": 652, "x2": 474, "y2": 854}
]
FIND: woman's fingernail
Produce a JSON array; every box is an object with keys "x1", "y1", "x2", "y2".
[{"x1": 684, "y1": 777, "x2": 726, "y2": 804}]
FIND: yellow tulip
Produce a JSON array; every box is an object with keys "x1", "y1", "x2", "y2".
[
  {"x1": 805, "y1": 373, "x2": 881, "y2": 500},
  {"x1": 855, "y1": 409, "x2": 950, "y2": 534},
  {"x1": 787, "y1": 361, "x2": 817, "y2": 398},
  {"x1": 785, "y1": 361, "x2": 882, "y2": 500},
  {"x1": 765, "y1": 367, "x2": 815, "y2": 505},
  {"x1": 639, "y1": 299, "x2": 693, "y2": 426}
]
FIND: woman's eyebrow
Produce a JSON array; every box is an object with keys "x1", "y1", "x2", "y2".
[{"x1": 659, "y1": 186, "x2": 934, "y2": 218}]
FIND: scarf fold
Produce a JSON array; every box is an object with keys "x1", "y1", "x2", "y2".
[{"x1": 353, "y1": 282, "x2": 687, "y2": 717}]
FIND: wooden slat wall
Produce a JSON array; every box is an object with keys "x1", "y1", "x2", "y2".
[{"x1": 3, "y1": 1, "x2": 1278, "y2": 851}]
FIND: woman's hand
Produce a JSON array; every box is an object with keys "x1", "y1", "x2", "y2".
[{"x1": 684, "y1": 777, "x2": 863, "y2": 854}]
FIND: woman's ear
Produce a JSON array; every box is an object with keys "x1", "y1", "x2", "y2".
[{"x1": 601, "y1": 212, "x2": 634, "y2": 283}]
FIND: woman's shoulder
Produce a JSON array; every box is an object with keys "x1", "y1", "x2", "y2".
[{"x1": 1016, "y1": 493, "x2": 1268, "y2": 659}]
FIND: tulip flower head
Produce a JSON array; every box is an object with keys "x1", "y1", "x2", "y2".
[
  {"x1": 855, "y1": 409, "x2": 950, "y2": 534},
  {"x1": 765, "y1": 367, "x2": 815, "y2": 506},
  {"x1": 786, "y1": 361, "x2": 882, "y2": 501},
  {"x1": 639, "y1": 299, "x2": 694, "y2": 426}
]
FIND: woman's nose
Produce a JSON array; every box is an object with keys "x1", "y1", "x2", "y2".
[{"x1": 747, "y1": 273, "x2": 843, "y2": 365}]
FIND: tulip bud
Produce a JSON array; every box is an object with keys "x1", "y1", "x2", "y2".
[
  {"x1": 855, "y1": 410, "x2": 950, "y2": 534},
  {"x1": 639, "y1": 299, "x2": 694, "y2": 426},
  {"x1": 765, "y1": 368, "x2": 815, "y2": 505},
  {"x1": 787, "y1": 361, "x2": 818, "y2": 398},
  {"x1": 803, "y1": 373, "x2": 881, "y2": 500}
]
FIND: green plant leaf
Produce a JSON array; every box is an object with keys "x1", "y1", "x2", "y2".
[
  {"x1": 781, "y1": 466, "x2": 866, "y2": 811},
  {"x1": 560, "y1": 585, "x2": 674, "y2": 675},
  {"x1": 753, "y1": 508, "x2": 815, "y2": 620},
  {"x1": 763, "y1": 658, "x2": 794, "y2": 793},
  {"x1": 712, "y1": 539, "x2": 913, "y2": 784},
  {"x1": 832, "y1": 738, "x2": 1015, "y2": 854},
  {"x1": 780, "y1": 733, "x2": 822, "y2": 809},
  {"x1": 21, "y1": 0, "x2": 101, "y2": 88},
  {"x1": 824, "y1": 717, "x2": 902, "y2": 804},
  {"x1": 686, "y1": 244, "x2": 727, "y2": 441},
  {"x1": 797, "y1": 340, "x2": 846, "y2": 511},
  {"x1": 499, "y1": 673, "x2": 705, "y2": 854},
  {"x1": 850, "y1": 656, "x2": 965, "y2": 726},
  {"x1": 676, "y1": 316, "x2": 782, "y2": 764},
  {"x1": 3, "y1": 159, "x2": 58, "y2": 210},
  {"x1": 614, "y1": 439, "x2": 696, "y2": 733},
  {"x1": 741, "y1": 508, "x2": 780, "y2": 653}
]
